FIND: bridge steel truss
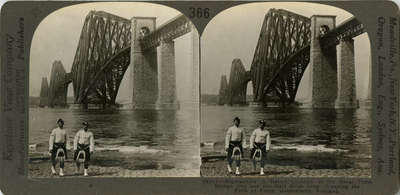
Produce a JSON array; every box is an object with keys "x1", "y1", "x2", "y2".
[
  {"x1": 320, "y1": 17, "x2": 365, "y2": 49},
  {"x1": 250, "y1": 9, "x2": 311, "y2": 104},
  {"x1": 139, "y1": 14, "x2": 193, "y2": 51},
  {"x1": 220, "y1": 9, "x2": 365, "y2": 106},
  {"x1": 40, "y1": 11, "x2": 194, "y2": 108},
  {"x1": 39, "y1": 77, "x2": 49, "y2": 107},
  {"x1": 67, "y1": 12, "x2": 193, "y2": 107},
  {"x1": 48, "y1": 61, "x2": 70, "y2": 107},
  {"x1": 228, "y1": 59, "x2": 251, "y2": 105},
  {"x1": 70, "y1": 11, "x2": 132, "y2": 106},
  {"x1": 218, "y1": 75, "x2": 229, "y2": 105}
]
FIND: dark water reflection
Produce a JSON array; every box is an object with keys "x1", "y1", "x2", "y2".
[{"x1": 29, "y1": 108, "x2": 200, "y2": 170}]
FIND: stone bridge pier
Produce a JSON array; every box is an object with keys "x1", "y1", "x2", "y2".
[
  {"x1": 156, "y1": 39, "x2": 179, "y2": 110},
  {"x1": 308, "y1": 15, "x2": 338, "y2": 108},
  {"x1": 335, "y1": 38, "x2": 358, "y2": 108},
  {"x1": 308, "y1": 15, "x2": 359, "y2": 109},
  {"x1": 130, "y1": 17, "x2": 180, "y2": 110}
]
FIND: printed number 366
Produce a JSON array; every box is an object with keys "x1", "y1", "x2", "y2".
[{"x1": 189, "y1": 8, "x2": 210, "y2": 18}]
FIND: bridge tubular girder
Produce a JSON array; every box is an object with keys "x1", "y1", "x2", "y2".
[
  {"x1": 250, "y1": 9, "x2": 311, "y2": 104},
  {"x1": 48, "y1": 61, "x2": 69, "y2": 107},
  {"x1": 139, "y1": 15, "x2": 193, "y2": 51},
  {"x1": 71, "y1": 11, "x2": 131, "y2": 105}
]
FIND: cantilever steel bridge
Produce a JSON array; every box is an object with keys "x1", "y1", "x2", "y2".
[
  {"x1": 40, "y1": 11, "x2": 194, "y2": 108},
  {"x1": 218, "y1": 9, "x2": 365, "y2": 107}
]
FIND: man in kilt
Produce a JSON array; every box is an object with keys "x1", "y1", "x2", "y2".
[
  {"x1": 249, "y1": 119, "x2": 271, "y2": 175},
  {"x1": 225, "y1": 117, "x2": 246, "y2": 175},
  {"x1": 73, "y1": 122, "x2": 94, "y2": 176},
  {"x1": 49, "y1": 118, "x2": 69, "y2": 176}
]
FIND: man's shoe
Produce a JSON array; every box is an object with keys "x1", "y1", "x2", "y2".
[
  {"x1": 59, "y1": 169, "x2": 64, "y2": 177},
  {"x1": 84, "y1": 169, "x2": 89, "y2": 177},
  {"x1": 51, "y1": 166, "x2": 57, "y2": 175},
  {"x1": 235, "y1": 169, "x2": 240, "y2": 175},
  {"x1": 227, "y1": 165, "x2": 232, "y2": 174}
]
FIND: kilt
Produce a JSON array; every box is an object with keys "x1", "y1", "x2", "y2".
[
  {"x1": 250, "y1": 142, "x2": 267, "y2": 160},
  {"x1": 227, "y1": 141, "x2": 243, "y2": 160},
  {"x1": 74, "y1": 144, "x2": 90, "y2": 162},
  {"x1": 51, "y1": 143, "x2": 67, "y2": 160}
]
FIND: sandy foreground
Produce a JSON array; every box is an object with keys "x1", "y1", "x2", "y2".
[
  {"x1": 29, "y1": 161, "x2": 199, "y2": 178},
  {"x1": 29, "y1": 152, "x2": 199, "y2": 178},
  {"x1": 201, "y1": 160, "x2": 370, "y2": 178},
  {"x1": 200, "y1": 147, "x2": 371, "y2": 178}
]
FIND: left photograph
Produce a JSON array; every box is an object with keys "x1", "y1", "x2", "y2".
[{"x1": 29, "y1": 2, "x2": 200, "y2": 177}]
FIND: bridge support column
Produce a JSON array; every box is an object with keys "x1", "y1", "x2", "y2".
[
  {"x1": 190, "y1": 29, "x2": 200, "y2": 108},
  {"x1": 363, "y1": 55, "x2": 372, "y2": 107},
  {"x1": 335, "y1": 38, "x2": 358, "y2": 108},
  {"x1": 48, "y1": 61, "x2": 69, "y2": 108},
  {"x1": 309, "y1": 15, "x2": 338, "y2": 108},
  {"x1": 131, "y1": 17, "x2": 158, "y2": 109},
  {"x1": 156, "y1": 40, "x2": 179, "y2": 110},
  {"x1": 39, "y1": 77, "x2": 49, "y2": 107}
]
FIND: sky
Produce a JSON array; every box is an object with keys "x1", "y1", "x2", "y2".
[
  {"x1": 201, "y1": 2, "x2": 372, "y2": 100},
  {"x1": 29, "y1": 2, "x2": 197, "y2": 104}
]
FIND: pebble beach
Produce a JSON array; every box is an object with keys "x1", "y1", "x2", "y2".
[
  {"x1": 200, "y1": 148, "x2": 371, "y2": 178},
  {"x1": 201, "y1": 160, "x2": 370, "y2": 178},
  {"x1": 29, "y1": 151, "x2": 199, "y2": 178}
]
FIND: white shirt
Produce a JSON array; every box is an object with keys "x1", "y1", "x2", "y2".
[
  {"x1": 73, "y1": 129, "x2": 95, "y2": 152},
  {"x1": 49, "y1": 127, "x2": 69, "y2": 150},
  {"x1": 250, "y1": 128, "x2": 271, "y2": 150},
  {"x1": 225, "y1": 125, "x2": 246, "y2": 148}
]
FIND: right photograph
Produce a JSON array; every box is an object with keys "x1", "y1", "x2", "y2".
[{"x1": 200, "y1": 2, "x2": 371, "y2": 177}]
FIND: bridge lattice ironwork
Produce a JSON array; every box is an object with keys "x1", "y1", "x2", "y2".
[
  {"x1": 320, "y1": 17, "x2": 364, "y2": 49},
  {"x1": 140, "y1": 14, "x2": 193, "y2": 51},
  {"x1": 221, "y1": 9, "x2": 366, "y2": 105},
  {"x1": 250, "y1": 9, "x2": 311, "y2": 104},
  {"x1": 70, "y1": 11, "x2": 132, "y2": 105}
]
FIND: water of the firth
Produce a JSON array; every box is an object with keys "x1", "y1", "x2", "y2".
[
  {"x1": 201, "y1": 105, "x2": 371, "y2": 167},
  {"x1": 29, "y1": 105, "x2": 371, "y2": 171},
  {"x1": 29, "y1": 108, "x2": 200, "y2": 171}
]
